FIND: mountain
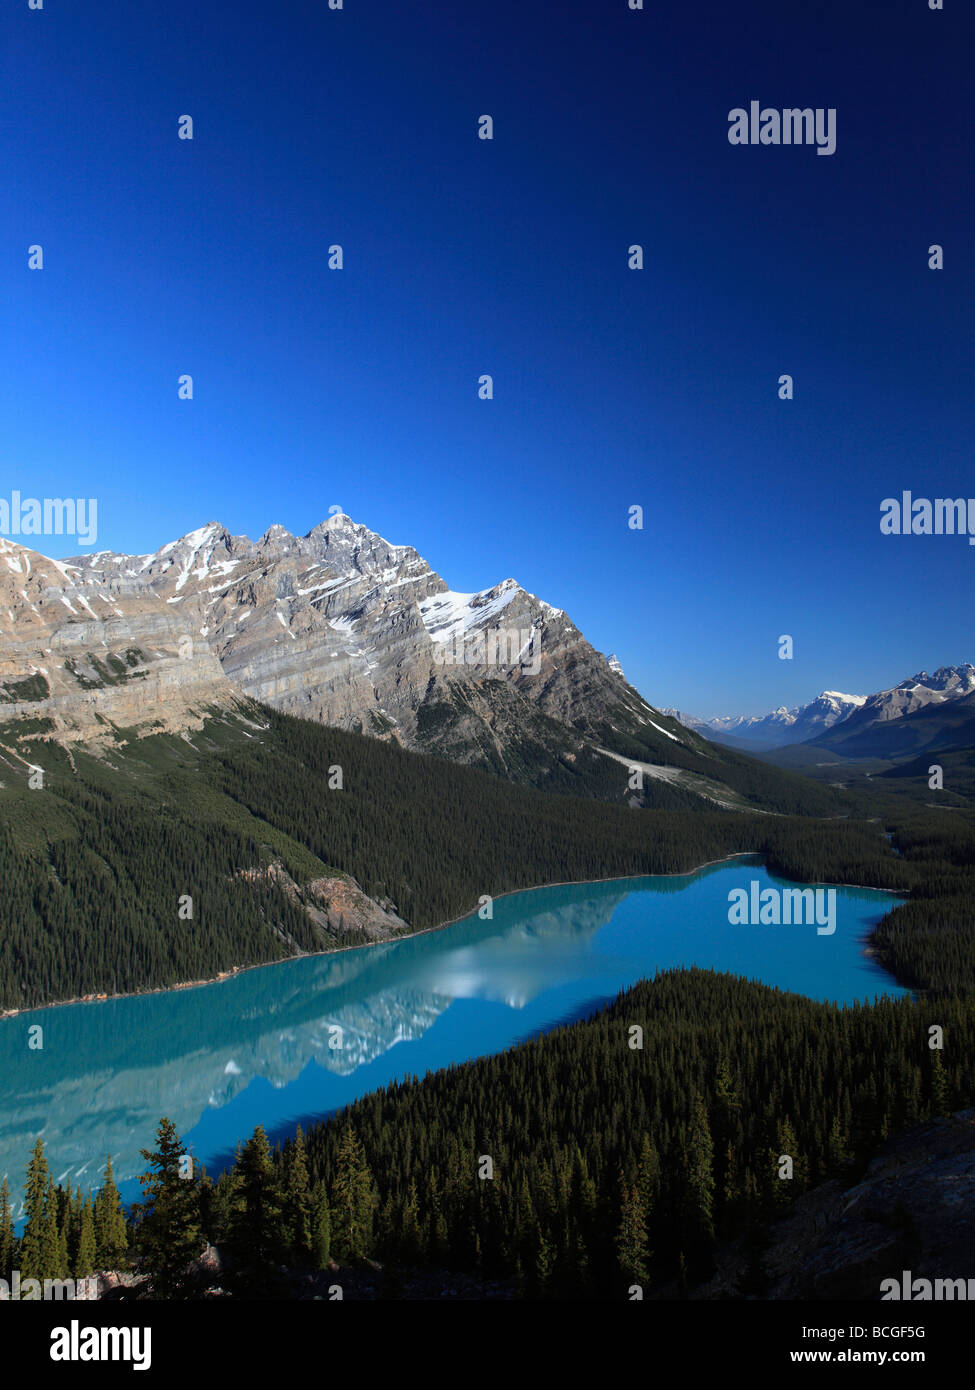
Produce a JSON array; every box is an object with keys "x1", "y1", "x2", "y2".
[
  {"x1": 663, "y1": 691, "x2": 867, "y2": 748},
  {"x1": 47, "y1": 515, "x2": 666, "y2": 771},
  {"x1": 0, "y1": 515, "x2": 657, "y2": 771},
  {"x1": 0, "y1": 513, "x2": 856, "y2": 820},
  {"x1": 0, "y1": 513, "x2": 807, "y2": 811},
  {"x1": 669, "y1": 664, "x2": 975, "y2": 767},
  {"x1": 0, "y1": 536, "x2": 233, "y2": 741},
  {"x1": 807, "y1": 665, "x2": 975, "y2": 760}
]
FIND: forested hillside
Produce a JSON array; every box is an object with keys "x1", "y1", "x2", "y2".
[{"x1": 2, "y1": 704, "x2": 973, "y2": 1010}]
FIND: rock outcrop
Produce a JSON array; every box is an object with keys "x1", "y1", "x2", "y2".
[{"x1": 689, "y1": 1109, "x2": 975, "y2": 1300}]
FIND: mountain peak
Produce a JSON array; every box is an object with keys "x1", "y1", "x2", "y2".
[{"x1": 307, "y1": 513, "x2": 356, "y2": 536}]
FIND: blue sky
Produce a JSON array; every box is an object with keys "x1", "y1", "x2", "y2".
[{"x1": 3, "y1": 0, "x2": 973, "y2": 717}]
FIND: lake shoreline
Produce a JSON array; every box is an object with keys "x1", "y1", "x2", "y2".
[{"x1": 0, "y1": 851, "x2": 905, "y2": 1020}]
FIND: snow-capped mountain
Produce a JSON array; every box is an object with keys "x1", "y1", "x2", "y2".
[
  {"x1": 808, "y1": 665, "x2": 975, "y2": 759},
  {"x1": 607, "y1": 654, "x2": 625, "y2": 679},
  {"x1": 668, "y1": 666, "x2": 975, "y2": 756},
  {"x1": 844, "y1": 665, "x2": 975, "y2": 722},
  {"x1": 1, "y1": 514, "x2": 698, "y2": 784},
  {"x1": 663, "y1": 690, "x2": 867, "y2": 747}
]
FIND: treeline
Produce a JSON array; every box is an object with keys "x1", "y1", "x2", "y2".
[
  {"x1": 870, "y1": 809, "x2": 975, "y2": 994},
  {"x1": 0, "y1": 799, "x2": 328, "y2": 1012},
  {"x1": 0, "y1": 1147, "x2": 127, "y2": 1287},
  {"x1": 4, "y1": 969, "x2": 971, "y2": 1299},
  {"x1": 1, "y1": 1119, "x2": 341, "y2": 1300}
]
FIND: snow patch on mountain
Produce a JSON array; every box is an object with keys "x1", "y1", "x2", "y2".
[{"x1": 419, "y1": 582, "x2": 520, "y2": 643}]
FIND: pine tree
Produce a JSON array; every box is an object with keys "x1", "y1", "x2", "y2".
[
  {"x1": 330, "y1": 1124, "x2": 376, "y2": 1263},
  {"x1": 616, "y1": 1175, "x2": 650, "y2": 1287},
  {"x1": 283, "y1": 1125, "x2": 313, "y2": 1261},
  {"x1": 133, "y1": 1118, "x2": 205, "y2": 1299},
  {"x1": 54, "y1": 1180, "x2": 69, "y2": 1276},
  {"x1": 68, "y1": 1186, "x2": 83, "y2": 1271},
  {"x1": 399, "y1": 1178, "x2": 424, "y2": 1264},
  {"x1": 310, "y1": 1181, "x2": 331, "y2": 1269},
  {"x1": 208, "y1": 1169, "x2": 240, "y2": 1247},
  {"x1": 825, "y1": 1114, "x2": 852, "y2": 1176},
  {"x1": 227, "y1": 1125, "x2": 287, "y2": 1292},
  {"x1": 713, "y1": 1060, "x2": 741, "y2": 1227},
  {"x1": 685, "y1": 1095, "x2": 716, "y2": 1245},
  {"x1": 21, "y1": 1138, "x2": 57, "y2": 1281},
  {"x1": 0, "y1": 1178, "x2": 14, "y2": 1282},
  {"x1": 76, "y1": 1195, "x2": 97, "y2": 1277},
  {"x1": 928, "y1": 1049, "x2": 949, "y2": 1118},
  {"x1": 94, "y1": 1156, "x2": 129, "y2": 1269},
  {"x1": 772, "y1": 1117, "x2": 807, "y2": 1209},
  {"x1": 636, "y1": 1134, "x2": 659, "y2": 1229},
  {"x1": 532, "y1": 1220, "x2": 554, "y2": 1298}
]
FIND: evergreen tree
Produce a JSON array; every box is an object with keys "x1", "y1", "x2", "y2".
[
  {"x1": 76, "y1": 1195, "x2": 97, "y2": 1278},
  {"x1": 330, "y1": 1124, "x2": 376, "y2": 1263},
  {"x1": 207, "y1": 1169, "x2": 240, "y2": 1247},
  {"x1": 685, "y1": 1095, "x2": 716, "y2": 1247},
  {"x1": 21, "y1": 1137, "x2": 57, "y2": 1281},
  {"x1": 635, "y1": 1134, "x2": 659, "y2": 1230},
  {"x1": 54, "y1": 1179, "x2": 69, "y2": 1276},
  {"x1": 227, "y1": 1125, "x2": 287, "y2": 1293},
  {"x1": 133, "y1": 1118, "x2": 205, "y2": 1299},
  {"x1": 772, "y1": 1117, "x2": 807, "y2": 1210},
  {"x1": 67, "y1": 1186, "x2": 83, "y2": 1270},
  {"x1": 310, "y1": 1181, "x2": 331, "y2": 1269},
  {"x1": 928, "y1": 1049, "x2": 949, "y2": 1118},
  {"x1": 616, "y1": 1175, "x2": 650, "y2": 1287},
  {"x1": 399, "y1": 1178, "x2": 424, "y2": 1265},
  {"x1": 0, "y1": 1178, "x2": 14, "y2": 1282},
  {"x1": 94, "y1": 1156, "x2": 129, "y2": 1269},
  {"x1": 825, "y1": 1114, "x2": 852, "y2": 1176},
  {"x1": 283, "y1": 1125, "x2": 313, "y2": 1261}
]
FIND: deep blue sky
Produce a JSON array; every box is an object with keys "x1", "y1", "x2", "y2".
[{"x1": 3, "y1": 0, "x2": 973, "y2": 717}]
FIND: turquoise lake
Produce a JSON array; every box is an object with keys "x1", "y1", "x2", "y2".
[{"x1": 0, "y1": 856, "x2": 908, "y2": 1218}]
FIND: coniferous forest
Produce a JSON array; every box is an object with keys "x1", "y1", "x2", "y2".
[
  {"x1": 1, "y1": 708, "x2": 974, "y2": 1301},
  {"x1": 3, "y1": 969, "x2": 972, "y2": 1299},
  {"x1": 2, "y1": 705, "x2": 974, "y2": 1011}
]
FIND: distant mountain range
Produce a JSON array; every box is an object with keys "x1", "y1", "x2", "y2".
[
  {"x1": 663, "y1": 691, "x2": 867, "y2": 748},
  {"x1": 666, "y1": 664, "x2": 975, "y2": 760}
]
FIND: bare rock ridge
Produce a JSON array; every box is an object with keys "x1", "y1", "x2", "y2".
[
  {"x1": 0, "y1": 515, "x2": 671, "y2": 773},
  {"x1": 0, "y1": 537, "x2": 231, "y2": 747}
]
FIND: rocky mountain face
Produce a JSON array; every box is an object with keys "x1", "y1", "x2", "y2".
[
  {"x1": 1, "y1": 515, "x2": 686, "y2": 780},
  {"x1": 807, "y1": 665, "x2": 975, "y2": 759},
  {"x1": 0, "y1": 537, "x2": 232, "y2": 750}
]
